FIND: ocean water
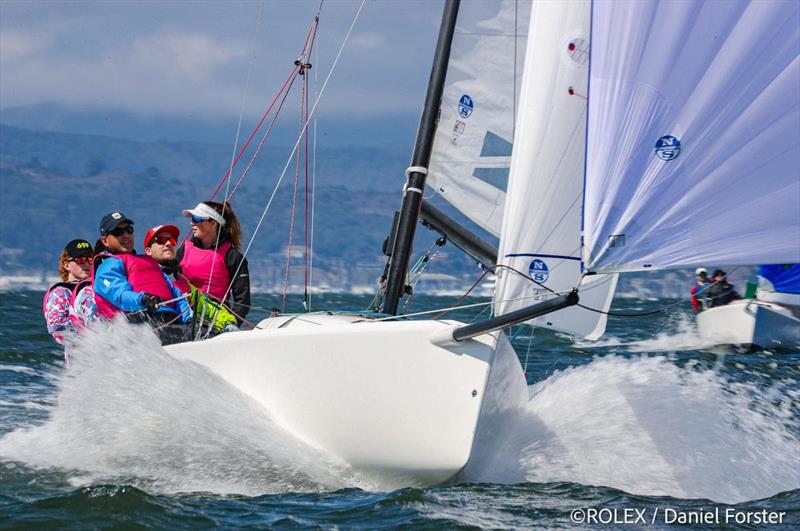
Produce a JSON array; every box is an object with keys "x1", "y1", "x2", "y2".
[{"x1": 1, "y1": 291, "x2": 798, "y2": 528}]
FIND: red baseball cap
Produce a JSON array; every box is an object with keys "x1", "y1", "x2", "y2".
[{"x1": 143, "y1": 224, "x2": 180, "y2": 248}]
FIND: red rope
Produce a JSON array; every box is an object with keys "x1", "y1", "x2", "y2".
[
  {"x1": 208, "y1": 63, "x2": 300, "y2": 201},
  {"x1": 226, "y1": 72, "x2": 299, "y2": 200},
  {"x1": 209, "y1": 15, "x2": 320, "y2": 201}
]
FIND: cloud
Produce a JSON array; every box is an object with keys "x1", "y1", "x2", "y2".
[
  {"x1": 0, "y1": 29, "x2": 53, "y2": 62},
  {"x1": 131, "y1": 32, "x2": 247, "y2": 81},
  {"x1": 350, "y1": 32, "x2": 385, "y2": 51},
  {"x1": 0, "y1": 0, "x2": 447, "y2": 120}
]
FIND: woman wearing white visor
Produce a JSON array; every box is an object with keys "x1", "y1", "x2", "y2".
[{"x1": 177, "y1": 201, "x2": 250, "y2": 325}]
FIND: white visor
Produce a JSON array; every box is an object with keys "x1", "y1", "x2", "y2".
[
  {"x1": 182, "y1": 203, "x2": 226, "y2": 226},
  {"x1": 695, "y1": 267, "x2": 707, "y2": 275}
]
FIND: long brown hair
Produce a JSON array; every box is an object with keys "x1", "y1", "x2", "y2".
[
  {"x1": 205, "y1": 201, "x2": 242, "y2": 249},
  {"x1": 93, "y1": 238, "x2": 108, "y2": 256},
  {"x1": 58, "y1": 250, "x2": 71, "y2": 281}
]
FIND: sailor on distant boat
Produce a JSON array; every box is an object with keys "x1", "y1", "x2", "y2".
[
  {"x1": 177, "y1": 201, "x2": 250, "y2": 325},
  {"x1": 43, "y1": 239, "x2": 98, "y2": 344},
  {"x1": 691, "y1": 267, "x2": 710, "y2": 313},
  {"x1": 92, "y1": 212, "x2": 193, "y2": 344},
  {"x1": 704, "y1": 269, "x2": 742, "y2": 309}
]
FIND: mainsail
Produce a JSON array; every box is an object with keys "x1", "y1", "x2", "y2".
[
  {"x1": 582, "y1": 0, "x2": 800, "y2": 274},
  {"x1": 427, "y1": 0, "x2": 530, "y2": 237},
  {"x1": 493, "y1": 0, "x2": 617, "y2": 340}
]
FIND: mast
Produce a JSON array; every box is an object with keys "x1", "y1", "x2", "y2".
[{"x1": 382, "y1": 0, "x2": 460, "y2": 315}]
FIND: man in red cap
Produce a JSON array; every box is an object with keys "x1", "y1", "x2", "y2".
[
  {"x1": 143, "y1": 224, "x2": 189, "y2": 292},
  {"x1": 144, "y1": 224, "x2": 237, "y2": 335}
]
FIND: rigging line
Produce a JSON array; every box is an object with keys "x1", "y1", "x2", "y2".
[
  {"x1": 281, "y1": 86, "x2": 306, "y2": 313},
  {"x1": 523, "y1": 322, "x2": 534, "y2": 380},
  {"x1": 208, "y1": 63, "x2": 301, "y2": 202},
  {"x1": 207, "y1": 3, "x2": 321, "y2": 202},
  {"x1": 212, "y1": 10, "x2": 322, "y2": 312},
  {"x1": 226, "y1": 74, "x2": 299, "y2": 200},
  {"x1": 309, "y1": 37, "x2": 320, "y2": 312},
  {"x1": 220, "y1": 0, "x2": 368, "y2": 308},
  {"x1": 225, "y1": 8, "x2": 321, "y2": 202},
  {"x1": 199, "y1": 1, "x2": 269, "y2": 298},
  {"x1": 222, "y1": 0, "x2": 267, "y2": 203},
  {"x1": 358, "y1": 289, "x2": 576, "y2": 323},
  {"x1": 431, "y1": 268, "x2": 494, "y2": 319},
  {"x1": 303, "y1": 30, "x2": 315, "y2": 311}
]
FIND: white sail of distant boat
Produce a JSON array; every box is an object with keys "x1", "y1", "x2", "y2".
[
  {"x1": 427, "y1": 0, "x2": 530, "y2": 237},
  {"x1": 493, "y1": 0, "x2": 617, "y2": 340}
]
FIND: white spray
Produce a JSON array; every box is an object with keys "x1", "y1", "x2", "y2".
[
  {"x1": 464, "y1": 354, "x2": 799, "y2": 504},
  {"x1": 1, "y1": 319, "x2": 357, "y2": 495}
]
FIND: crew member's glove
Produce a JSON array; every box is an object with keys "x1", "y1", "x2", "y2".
[{"x1": 141, "y1": 293, "x2": 163, "y2": 312}]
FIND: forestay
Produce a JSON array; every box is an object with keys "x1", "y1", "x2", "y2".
[
  {"x1": 427, "y1": 0, "x2": 530, "y2": 237},
  {"x1": 494, "y1": 0, "x2": 617, "y2": 340},
  {"x1": 583, "y1": 0, "x2": 800, "y2": 273}
]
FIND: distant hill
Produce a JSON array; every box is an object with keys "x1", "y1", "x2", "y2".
[
  {"x1": 2, "y1": 122, "x2": 749, "y2": 298},
  {"x1": 0, "y1": 123, "x2": 485, "y2": 288},
  {"x1": 0, "y1": 102, "x2": 420, "y2": 147}
]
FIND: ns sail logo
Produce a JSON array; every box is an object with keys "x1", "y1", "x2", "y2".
[
  {"x1": 529, "y1": 259, "x2": 549, "y2": 283},
  {"x1": 458, "y1": 95, "x2": 474, "y2": 118},
  {"x1": 655, "y1": 135, "x2": 681, "y2": 161}
]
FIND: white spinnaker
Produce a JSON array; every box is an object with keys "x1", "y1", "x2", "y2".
[
  {"x1": 583, "y1": 0, "x2": 800, "y2": 274},
  {"x1": 493, "y1": 0, "x2": 617, "y2": 340},
  {"x1": 427, "y1": 0, "x2": 530, "y2": 237}
]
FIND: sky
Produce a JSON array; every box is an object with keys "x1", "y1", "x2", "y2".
[{"x1": 0, "y1": 0, "x2": 473, "y2": 140}]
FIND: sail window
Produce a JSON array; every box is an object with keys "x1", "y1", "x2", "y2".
[{"x1": 608, "y1": 234, "x2": 625, "y2": 247}]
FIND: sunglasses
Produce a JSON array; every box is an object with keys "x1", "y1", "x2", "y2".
[
  {"x1": 109, "y1": 225, "x2": 135, "y2": 236},
  {"x1": 69, "y1": 256, "x2": 93, "y2": 265},
  {"x1": 191, "y1": 215, "x2": 212, "y2": 224},
  {"x1": 150, "y1": 235, "x2": 177, "y2": 246}
]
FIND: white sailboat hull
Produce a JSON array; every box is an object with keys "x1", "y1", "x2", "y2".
[
  {"x1": 697, "y1": 300, "x2": 800, "y2": 350},
  {"x1": 165, "y1": 314, "x2": 504, "y2": 486}
]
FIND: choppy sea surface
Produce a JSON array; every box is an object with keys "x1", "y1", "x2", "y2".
[{"x1": 1, "y1": 291, "x2": 798, "y2": 529}]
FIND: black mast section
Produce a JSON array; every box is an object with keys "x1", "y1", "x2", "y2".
[{"x1": 382, "y1": 0, "x2": 460, "y2": 315}]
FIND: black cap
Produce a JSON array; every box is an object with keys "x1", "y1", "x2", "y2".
[
  {"x1": 99, "y1": 211, "x2": 134, "y2": 235},
  {"x1": 64, "y1": 239, "x2": 93, "y2": 258},
  {"x1": 713, "y1": 269, "x2": 726, "y2": 277}
]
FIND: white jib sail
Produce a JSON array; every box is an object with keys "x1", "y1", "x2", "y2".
[
  {"x1": 427, "y1": 0, "x2": 531, "y2": 237},
  {"x1": 583, "y1": 0, "x2": 800, "y2": 274},
  {"x1": 493, "y1": 0, "x2": 617, "y2": 340}
]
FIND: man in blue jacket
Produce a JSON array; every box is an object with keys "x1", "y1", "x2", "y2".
[{"x1": 93, "y1": 211, "x2": 193, "y2": 344}]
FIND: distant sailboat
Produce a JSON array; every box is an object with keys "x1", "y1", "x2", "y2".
[{"x1": 698, "y1": 265, "x2": 800, "y2": 349}]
